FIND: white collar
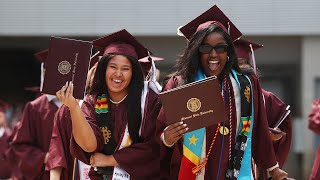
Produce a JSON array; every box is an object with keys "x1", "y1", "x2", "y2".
[
  {"x1": 46, "y1": 94, "x2": 62, "y2": 108},
  {"x1": 46, "y1": 94, "x2": 56, "y2": 102}
]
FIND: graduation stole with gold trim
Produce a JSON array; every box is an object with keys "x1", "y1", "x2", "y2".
[{"x1": 94, "y1": 94, "x2": 118, "y2": 175}]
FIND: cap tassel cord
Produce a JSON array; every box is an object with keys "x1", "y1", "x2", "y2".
[
  {"x1": 91, "y1": 51, "x2": 100, "y2": 60},
  {"x1": 145, "y1": 51, "x2": 155, "y2": 81}
]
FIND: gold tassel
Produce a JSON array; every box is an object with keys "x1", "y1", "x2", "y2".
[{"x1": 192, "y1": 158, "x2": 208, "y2": 175}]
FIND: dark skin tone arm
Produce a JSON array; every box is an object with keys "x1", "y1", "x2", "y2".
[{"x1": 163, "y1": 122, "x2": 189, "y2": 146}]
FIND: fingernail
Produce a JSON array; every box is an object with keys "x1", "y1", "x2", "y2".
[
  {"x1": 183, "y1": 124, "x2": 187, "y2": 127},
  {"x1": 186, "y1": 127, "x2": 189, "y2": 131},
  {"x1": 180, "y1": 122, "x2": 183, "y2": 124}
]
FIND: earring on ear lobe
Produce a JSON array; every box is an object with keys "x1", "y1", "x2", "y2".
[{"x1": 227, "y1": 56, "x2": 230, "y2": 61}]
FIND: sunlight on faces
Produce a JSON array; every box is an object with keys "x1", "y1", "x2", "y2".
[
  {"x1": 200, "y1": 32, "x2": 228, "y2": 77},
  {"x1": 105, "y1": 55, "x2": 132, "y2": 100}
]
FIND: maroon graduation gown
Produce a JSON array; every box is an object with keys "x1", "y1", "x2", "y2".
[
  {"x1": 5, "y1": 121, "x2": 23, "y2": 179},
  {"x1": 308, "y1": 98, "x2": 320, "y2": 180},
  {"x1": 158, "y1": 75, "x2": 277, "y2": 180},
  {"x1": 0, "y1": 128, "x2": 13, "y2": 179},
  {"x1": 70, "y1": 90, "x2": 161, "y2": 180},
  {"x1": 8, "y1": 95, "x2": 59, "y2": 180},
  {"x1": 262, "y1": 89, "x2": 292, "y2": 167},
  {"x1": 46, "y1": 105, "x2": 79, "y2": 180}
]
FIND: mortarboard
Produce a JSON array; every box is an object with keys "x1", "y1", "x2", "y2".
[
  {"x1": 178, "y1": 5, "x2": 242, "y2": 41},
  {"x1": 138, "y1": 56, "x2": 164, "y2": 77},
  {"x1": 138, "y1": 56, "x2": 164, "y2": 63},
  {"x1": 234, "y1": 38, "x2": 263, "y2": 74},
  {"x1": 93, "y1": 29, "x2": 150, "y2": 60},
  {"x1": 34, "y1": 49, "x2": 49, "y2": 92},
  {"x1": 34, "y1": 49, "x2": 49, "y2": 65},
  {"x1": 24, "y1": 86, "x2": 41, "y2": 92}
]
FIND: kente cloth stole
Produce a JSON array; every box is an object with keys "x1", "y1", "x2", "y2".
[
  {"x1": 226, "y1": 69, "x2": 254, "y2": 180},
  {"x1": 95, "y1": 94, "x2": 117, "y2": 175},
  {"x1": 95, "y1": 94, "x2": 117, "y2": 155},
  {"x1": 178, "y1": 68, "x2": 208, "y2": 180}
]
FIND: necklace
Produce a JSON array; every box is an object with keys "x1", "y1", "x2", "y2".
[{"x1": 109, "y1": 94, "x2": 128, "y2": 104}]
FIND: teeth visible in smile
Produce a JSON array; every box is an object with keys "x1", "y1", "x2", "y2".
[
  {"x1": 113, "y1": 79, "x2": 122, "y2": 83},
  {"x1": 208, "y1": 60, "x2": 219, "y2": 71},
  {"x1": 209, "y1": 61, "x2": 219, "y2": 64}
]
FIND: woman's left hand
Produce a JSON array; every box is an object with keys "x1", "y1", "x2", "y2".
[
  {"x1": 269, "y1": 167, "x2": 288, "y2": 180},
  {"x1": 90, "y1": 152, "x2": 118, "y2": 167}
]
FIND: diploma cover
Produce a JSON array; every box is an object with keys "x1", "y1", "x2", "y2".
[
  {"x1": 42, "y1": 36, "x2": 93, "y2": 99},
  {"x1": 160, "y1": 76, "x2": 226, "y2": 131}
]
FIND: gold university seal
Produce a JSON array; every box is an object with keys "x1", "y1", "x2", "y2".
[
  {"x1": 58, "y1": 61, "x2": 71, "y2": 75},
  {"x1": 187, "y1": 98, "x2": 201, "y2": 112}
]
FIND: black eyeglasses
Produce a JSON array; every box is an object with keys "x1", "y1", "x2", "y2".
[{"x1": 199, "y1": 44, "x2": 228, "y2": 54}]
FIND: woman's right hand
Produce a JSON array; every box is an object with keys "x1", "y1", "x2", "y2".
[
  {"x1": 163, "y1": 122, "x2": 189, "y2": 145},
  {"x1": 56, "y1": 81, "x2": 78, "y2": 110}
]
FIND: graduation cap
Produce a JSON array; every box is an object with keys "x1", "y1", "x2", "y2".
[
  {"x1": 139, "y1": 56, "x2": 164, "y2": 63},
  {"x1": 0, "y1": 100, "x2": 9, "y2": 113},
  {"x1": 24, "y1": 86, "x2": 41, "y2": 92},
  {"x1": 93, "y1": 29, "x2": 150, "y2": 60},
  {"x1": 139, "y1": 56, "x2": 164, "y2": 78},
  {"x1": 234, "y1": 38, "x2": 263, "y2": 74},
  {"x1": 178, "y1": 5, "x2": 242, "y2": 41},
  {"x1": 33, "y1": 49, "x2": 49, "y2": 92},
  {"x1": 34, "y1": 49, "x2": 49, "y2": 65}
]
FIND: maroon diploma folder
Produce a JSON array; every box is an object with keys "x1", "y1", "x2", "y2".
[
  {"x1": 42, "y1": 36, "x2": 93, "y2": 99},
  {"x1": 160, "y1": 76, "x2": 226, "y2": 131}
]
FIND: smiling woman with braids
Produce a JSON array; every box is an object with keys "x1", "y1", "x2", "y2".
[
  {"x1": 56, "y1": 29, "x2": 161, "y2": 180},
  {"x1": 158, "y1": 5, "x2": 288, "y2": 180}
]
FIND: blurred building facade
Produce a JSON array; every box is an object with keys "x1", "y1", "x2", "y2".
[{"x1": 0, "y1": 0, "x2": 320, "y2": 179}]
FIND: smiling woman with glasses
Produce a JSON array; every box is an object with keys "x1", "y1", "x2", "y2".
[{"x1": 158, "y1": 4, "x2": 289, "y2": 180}]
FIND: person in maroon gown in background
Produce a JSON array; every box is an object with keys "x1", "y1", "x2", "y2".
[
  {"x1": 6, "y1": 49, "x2": 62, "y2": 180},
  {"x1": 56, "y1": 29, "x2": 161, "y2": 180},
  {"x1": 0, "y1": 100, "x2": 13, "y2": 179},
  {"x1": 308, "y1": 98, "x2": 320, "y2": 180},
  {"x1": 46, "y1": 54, "x2": 99, "y2": 180},
  {"x1": 234, "y1": 38, "x2": 292, "y2": 179},
  {"x1": 5, "y1": 121, "x2": 22, "y2": 179}
]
